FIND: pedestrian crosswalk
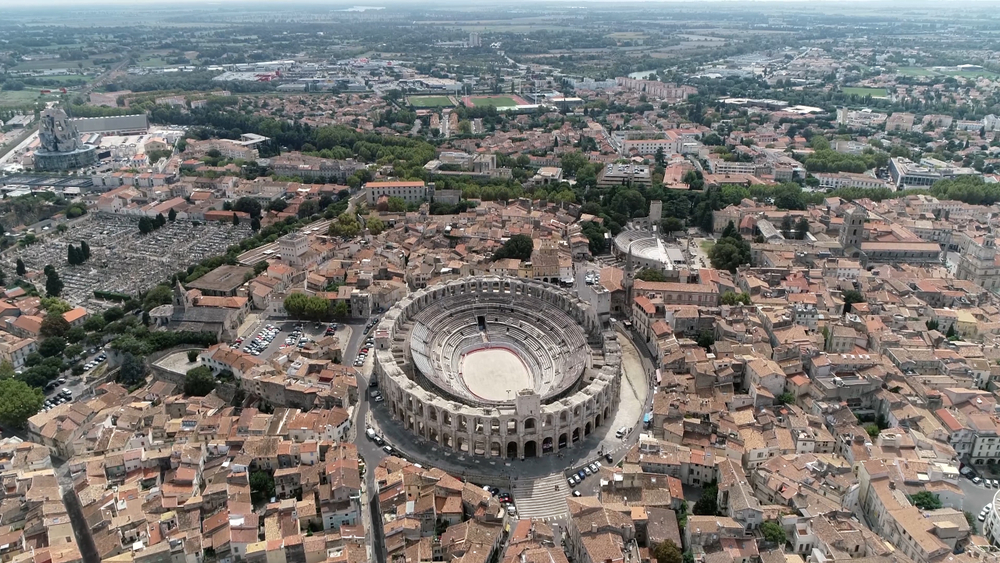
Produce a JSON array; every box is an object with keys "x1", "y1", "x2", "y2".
[{"x1": 511, "y1": 474, "x2": 570, "y2": 520}]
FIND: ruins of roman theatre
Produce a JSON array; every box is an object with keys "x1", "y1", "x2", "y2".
[{"x1": 373, "y1": 276, "x2": 622, "y2": 459}]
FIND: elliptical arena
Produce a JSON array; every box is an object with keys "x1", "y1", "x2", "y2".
[{"x1": 372, "y1": 276, "x2": 622, "y2": 459}]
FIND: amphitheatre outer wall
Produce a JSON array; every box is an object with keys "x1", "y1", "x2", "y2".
[{"x1": 373, "y1": 276, "x2": 622, "y2": 459}]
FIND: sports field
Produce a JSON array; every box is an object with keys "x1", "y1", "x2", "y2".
[
  {"x1": 842, "y1": 87, "x2": 887, "y2": 97},
  {"x1": 407, "y1": 95, "x2": 455, "y2": 108},
  {"x1": 467, "y1": 95, "x2": 523, "y2": 108}
]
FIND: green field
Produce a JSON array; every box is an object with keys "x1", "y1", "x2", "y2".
[
  {"x1": 408, "y1": 95, "x2": 455, "y2": 108},
  {"x1": 0, "y1": 90, "x2": 45, "y2": 107},
  {"x1": 469, "y1": 96, "x2": 520, "y2": 108},
  {"x1": 842, "y1": 87, "x2": 888, "y2": 97},
  {"x1": 896, "y1": 66, "x2": 999, "y2": 79}
]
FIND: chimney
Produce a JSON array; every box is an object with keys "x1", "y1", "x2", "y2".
[{"x1": 592, "y1": 522, "x2": 598, "y2": 534}]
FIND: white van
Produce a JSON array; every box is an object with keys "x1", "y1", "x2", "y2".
[
  {"x1": 615, "y1": 426, "x2": 629, "y2": 438},
  {"x1": 366, "y1": 428, "x2": 377, "y2": 440}
]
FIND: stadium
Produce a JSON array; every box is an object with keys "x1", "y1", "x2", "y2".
[{"x1": 372, "y1": 276, "x2": 622, "y2": 459}]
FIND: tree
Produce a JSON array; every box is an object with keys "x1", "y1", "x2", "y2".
[
  {"x1": 720, "y1": 291, "x2": 751, "y2": 306},
  {"x1": 68, "y1": 245, "x2": 81, "y2": 265},
  {"x1": 635, "y1": 268, "x2": 667, "y2": 282},
  {"x1": 661, "y1": 217, "x2": 684, "y2": 235},
  {"x1": 696, "y1": 329, "x2": 715, "y2": 351},
  {"x1": 709, "y1": 237, "x2": 751, "y2": 273},
  {"x1": 80, "y1": 240, "x2": 90, "y2": 260},
  {"x1": 493, "y1": 234, "x2": 534, "y2": 261},
  {"x1": 15, "y1": 258, "x2": 25, "y2": 277},
  {"x1": 118, "y1": 352, "x2": 148, "y2": 386},
  {"x1": 40, "y1": 314, "x2": 70, "y2": 338},
  {"x1": 693, "y1": 483, "x2": 718, "y2": 515},
  {"x1": 250, "y1": 470, "x2": 275, "y2": 504},
  {"x1": 926, "y1": 319, "x2": 939, "y2": 331},
  {"x1": 386, "y1": 197, "x2": 407, "y2": 213},
  {"x1": 946, "y1": 324, "x2": 957, "y2": 339},
  {"x1": 168, "y1": 207, "x2": 177, "y2": 222},
  {"x1": 250, "y1": 217, "x2": 261, "y2": 231},
  {"x1": 329, "y1": 212, "x2": 361, "y2": 238},
  {"x1": 232, "y1": 213, "x2": 240, "y2": 226},
  {"x1": 184, "y1": 366, "x2": 216, "y2": 396},
  {"x1": 45, "y1": 268, "x2": 63, "y2": 297},
  {"x1": 864, "y1": 423, "x2": 880, "y2": 438},
  {"x1": 654, "y1": 147, "x2": 666, "y2": 168},
  {"x1": 103, "y1": 307, "x2": 125, "y2": 323},
  {"x1": 40, "y1": 297, "x2": 72, "y2": 315},
  {"x1": 908, "y1": 491, "x2": 942, "y2": 510},
  {"x1": 0, "y1": 379, "x2": 44, "y2": 429},
  {"x1": 38, "y1": 337, "x2": 67, "y2": 358},
  {"x1": 795, "y1": 217, "x2": 810, "y2": 239},
  {"x1": 187, "y1": 350, "x2": 199, "y2": 363},
  {"x1": 267, "y1": 198, "x2": 288, "y2": 212},
  {"x1": 64, "y1": 344, "x2": 83, "y2": 359},
  {"x1": 367, "y1": 216, "x2": 385, "y2": 235},
  {"x1": 842, "y1": 289, "x2": 864, "y2": 313},
  {"x1": 776, "y1": 392, "x2": 796, "y2": 405},
  {"x1": 143, "y1": 285, "x2": 174, "y2": 311},
  {"x1": 332, "y1": 300, "x2": 350, "y2": 319},
  {"x1": 760, "y1": 521, "x2": 786, "y2": 544},
  {"x1": 138, "y1": 216, "x2": 154, "y2": 234},
  {"x1": 155, "y1": 213, "x2": 166, "y2": 228},
  {"x1": 652, "y1": 540, "x2": 682, "y2": 563}
]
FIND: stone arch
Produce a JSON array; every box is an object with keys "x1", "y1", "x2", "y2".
[
  {"x1": 558, "y1": 433, "x2": 568, "y2": 448},
  {"x1": 524, "y1": 440, "x2": 537, "y2": 458},
  {"x1": 506, "y1": 441, "x2": 518, "y2": 458},
  {"x1": 491, "y1": 442, "x2": 502, "y2": 456},
  {"x1": 524, "y1": 418, "x2": 536, "y2": 432},
  {"x1": 585, "y1": 422, "x2": 592, "y2": 436},
  {"x1": 572, "y1": 428, "x2": 580, "y2": 443},
  {"x1": 443, "y1": 434, "x2": 453, "y2": 448},
  {"x1": 595, "y1": 413, "x2": 602, "y2": 428},
  {"x1": 603, "y1": 406, "x2": 609, "y2": 420},
  {"x1": 474, "y1": 440, "x2": 486, "y2": 456},
  {"x1": 457, "y1": 437, "x2": 469, "y2": 453},
  {"x1": 542, "y1": 437, "x2": 553, "y2": 453},
  {"x1": 507, "y1": 419, "x2": 517, "y2": 433},
  {"x1": 560, "y1": 411, "x2": 568, "y2": 424}
]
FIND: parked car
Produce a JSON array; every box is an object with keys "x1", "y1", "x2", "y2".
[
  {"x1": 577, "y1": 470, "x2": 586, "y2": 480},
  {"x1": 605, "y1": 453, "x2": 614, "y2": 464}
]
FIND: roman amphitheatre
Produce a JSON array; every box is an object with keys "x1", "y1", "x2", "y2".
[{"x1": 372, "y1": 276, "x2": 622, "y2": 459}]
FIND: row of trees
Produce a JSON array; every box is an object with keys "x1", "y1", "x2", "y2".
[
  {"x1": 67, "y1": 240, "x2": 91, "y2": 265},
  {"x1": 283, "y1": 293, "x2": 349, "y2": 321},
  {"x1": 138, "y1": 213, "x2": 168, "y2": 234}
]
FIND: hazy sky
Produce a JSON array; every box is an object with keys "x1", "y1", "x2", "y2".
[{"x1": 2, "y1": 0, "x2": 997, "y2": 8}]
